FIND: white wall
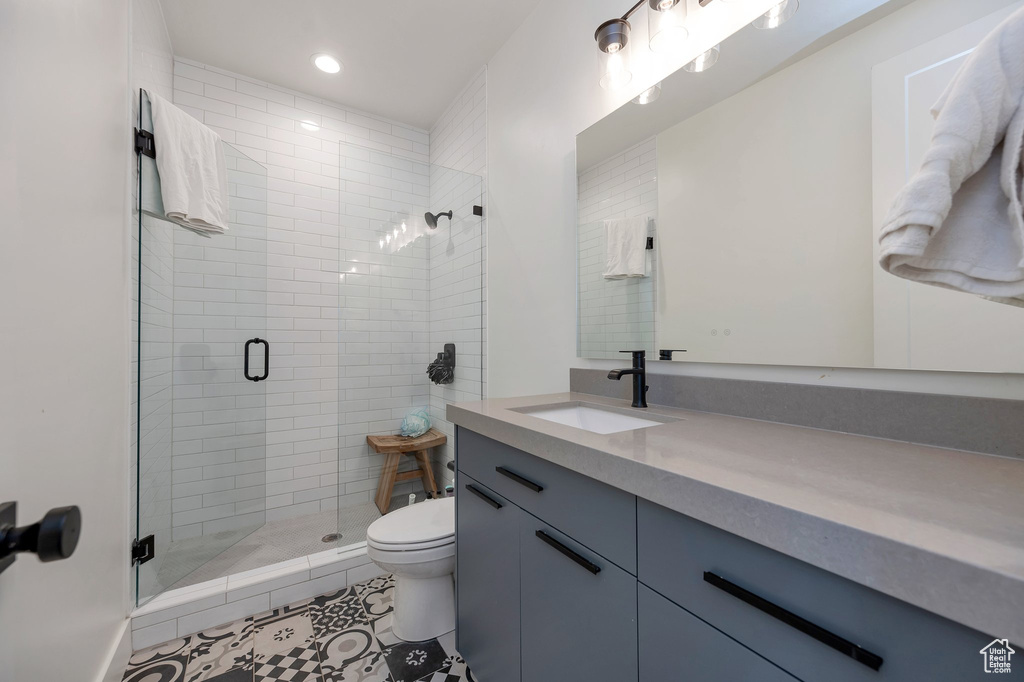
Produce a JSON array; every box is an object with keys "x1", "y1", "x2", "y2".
[
  {"x1": 486, "y1": 0, "x2": 779, "y2": 398},
  {"x1": 0, "y1": 0, "x2": 132, "y2": 680},
  {"x1": 487, "y1": 0, "x2": 1024, "y2": 400}
]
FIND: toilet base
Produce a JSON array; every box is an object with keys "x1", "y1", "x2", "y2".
[{"x1": 391, "y1": 573, "x2": 456, "y2": 643}]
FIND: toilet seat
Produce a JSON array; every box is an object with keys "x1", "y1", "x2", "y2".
[{"x1": 366, "y1": 496, "x2": 454, "y2": 551}]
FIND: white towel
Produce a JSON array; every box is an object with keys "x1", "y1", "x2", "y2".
[
  {"x1": 879, "y1": 7, "x2": 1024, "y2": 306},
  {"x1": 603, "y1": 216, "x2": 650, "y2": 279},
  {"x1": 149, "y1": 91, "x2": 229, "y2": 236}
]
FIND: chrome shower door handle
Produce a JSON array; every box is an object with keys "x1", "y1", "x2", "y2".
[{"x1": 244, "y1": 338, "x2": 270, "y2": 382}]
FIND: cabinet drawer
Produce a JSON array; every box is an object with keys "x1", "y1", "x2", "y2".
[
  {"x1": 638, "y1": 499, "x2": 998, "y2": 681},
  {"x1": 639, "y1": 584, "x2": 798, "y2": 682},
  {"x1": 456, "y1": 474, "x2": 520, "y2": 682},
  {"x1": 457, "y1": 427, "x2": 636, "y2": 573},
  {"x1": 521, "y1": 518, "x2": 638, "y2": 682}
]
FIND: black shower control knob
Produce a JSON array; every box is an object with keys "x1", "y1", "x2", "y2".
[{"x1": 36, "y1": 506, "x2": 81, "y2": 562}]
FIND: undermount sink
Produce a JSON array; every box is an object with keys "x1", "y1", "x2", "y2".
[{"x1": 512, "y1": 401, "x2": 676, "y2": 435}]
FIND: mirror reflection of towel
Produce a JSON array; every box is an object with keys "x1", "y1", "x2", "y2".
[
  {"x1": 880, "y1": 7, "x2": 1024, "y2": 306},
  {"x1": 604, "y1": 216, "x2": 650, "y2": 279}
]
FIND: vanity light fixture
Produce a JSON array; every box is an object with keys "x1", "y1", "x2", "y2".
[
  {"x1": 311, "y1": 53, "x2": 342, "y2": 74},
  {"x1": 648, "y1": 0, "x2": 688, "y2": 55},
  {"x1": 752, "y1": 0, "x2": 799, "y2": 29},
  {"x1": 684, "y1": 43, "x2": 720, "y2": 72},
  {"x1": 597, "y1": 0, "x2": 719, "y2": 88},
  {"x1": 595, "y1": 17, "x2": 633, "y2": 90},
  {"x1": 632, "y1": 82, "x2": 662, "y2": 105}
]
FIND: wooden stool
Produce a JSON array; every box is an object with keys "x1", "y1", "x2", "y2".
[{"x1": 366, "y1": 428, "x2": 447, "y2": 514}]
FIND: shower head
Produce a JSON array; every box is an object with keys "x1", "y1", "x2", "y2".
[{"x1": 424, "y1": 210, "x2": 453, "y2": 229}]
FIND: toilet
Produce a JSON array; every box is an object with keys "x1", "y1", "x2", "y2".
[{"x1": 366, "y1": 496, "x2": 455, "y2": 642}]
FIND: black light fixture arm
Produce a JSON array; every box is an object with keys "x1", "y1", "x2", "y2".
[{"x1": 621, "y1": 0, "x2": 646, "y2": 21}]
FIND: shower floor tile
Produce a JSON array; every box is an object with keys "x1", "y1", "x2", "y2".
[
  {"x1": 161, "y1": 503, "x2": 384, "y2": 591},
  {"x1": 123, "y1": 573, "x2": 474, "y2": 682}
]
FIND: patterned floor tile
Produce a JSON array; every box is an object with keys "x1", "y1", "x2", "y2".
[
  {"x1": 204, "y1": 669, "x2": 253, "y2": 682},
  {"x1": 316, "y1": 621, "x2": 381, "y2": 679},
  {"x1": 254, "y1": 602, "x2": 316, "y2": 663},
  {"x1": 254, "y1": 641, "x2": 323, "y2": 682},
  {"x1": 380, "y1": 639, "x2": 448, "y2": 682},
  {"x1": 356, "y1": 575, "x2": 395, "y2": 624},
  {"x1": 186, "y1": 618, "x2": 253, "y2": 682},
  {"x1": 309, "y1": 586, "x2": 369, "y2": 636},
  {"x1": 123, "y1": 637, "x2": 192, "y2": 682},
  {"x1": 326, "y1": 649, "x2": 394, "y2": 682},
  {"x1": 368, "y1": 613, "x2": 401, "y2": 648}
]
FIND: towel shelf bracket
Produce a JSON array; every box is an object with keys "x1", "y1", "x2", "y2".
[{"x1": 134, "y1": 128, "x2": 155, "y2": 159}]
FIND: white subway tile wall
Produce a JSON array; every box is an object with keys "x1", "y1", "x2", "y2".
[
  {"x1": 428, "y1": 69, "x2": 488, "y2": 487},
  {"x1": 164, "y1": 58, "x2": 487, "y2": 537},
  {"x1": 577, "y1": 137, "x2": 657, "y2": 360}
]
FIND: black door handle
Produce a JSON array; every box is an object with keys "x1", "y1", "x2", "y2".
[
  {"x1": 703, "y1": 572, "x2": 884, "y2": 671},
  {"x1": 0, "y1": 502, "x2": 82, "y2": 576},
  {"x1": 535, "y1": 530, "x2": 601, "y2": 575},
  {"x1": 244, "y1": 338, "x2": 270, "y2": 382},
  {"x1": 496, "y1": 466, "x2": 543, "y2": 492}
]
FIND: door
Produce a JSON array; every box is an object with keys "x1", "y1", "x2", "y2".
[
  {"x1": 135, "y1": 92, "x2": 269, "y2": 605},
  {"x1": 872, "y1": 3, "x2": 1024, "y2": 372},
  {"x1": 456, "y1": 474, "x2": 521, "y2": 682},
  {"x1": 520, "y1": 519, "x2": 638, "y2": 682}
]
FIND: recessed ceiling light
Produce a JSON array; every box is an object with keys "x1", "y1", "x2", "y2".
[
  {"x1": 311, "y1": 53, "x2": 342, "y2": 74},
  {"x1": 300, "y1": 120, "x2": 320, "y2": 132}
]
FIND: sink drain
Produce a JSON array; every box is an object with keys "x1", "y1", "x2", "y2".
[{"x1": 322, "y1": 533, "x2": 342, "y2": 543}]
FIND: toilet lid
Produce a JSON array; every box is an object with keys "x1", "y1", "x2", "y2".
[{"x1": 367, "y1": 496, "x2": 454, "y2": 546}]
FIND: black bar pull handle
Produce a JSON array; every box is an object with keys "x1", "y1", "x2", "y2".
[
  {"x1": 703, "y1": 572, "x2": 884, "y2": 671},
  {"x1": 535, "y1": 530, "x2": 601, "y2": 575},
  {"x1": 496, "y1": 466, "x2": 543, "y2": 493},
  {"x1": 244, "y1": 338, "x2": 270, "y2": 382},
  {"x1": 465, "y1": 485, "x2": 502, "y2": 510}
]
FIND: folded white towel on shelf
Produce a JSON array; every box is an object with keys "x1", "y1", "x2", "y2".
[
  {"x1": 603, "y1": 216, "x2": 651, "y2": 279},
  {"x1": 149, "y1": 91, "x2": 229, "y2": 236},
  {"x1": 879, "y1": 6, "x2": 1024, "y2": 306}
]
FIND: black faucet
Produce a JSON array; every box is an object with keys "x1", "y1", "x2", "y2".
[{"x1": 608, "y1": 350, "x2": 648, "y2": 408}]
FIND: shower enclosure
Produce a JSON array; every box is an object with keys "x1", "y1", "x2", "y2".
[{"x1": 134, "y1": 94, "x2": 483, "y2": 607}]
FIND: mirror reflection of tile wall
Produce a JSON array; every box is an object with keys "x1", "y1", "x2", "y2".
[{"x1": 577, "y1": 137, "x2": 657, "y2": 360}]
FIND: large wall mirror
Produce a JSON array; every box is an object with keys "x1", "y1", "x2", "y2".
[{"x1": 577, "y1": 0, "x2": 1024, "y2": 372}]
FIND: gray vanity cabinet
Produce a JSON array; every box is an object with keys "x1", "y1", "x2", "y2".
[
  {"x1": 455, "y1": 427, "x2": 1008, "y2": 682},
  {"x1": 456, "y1": 473, "x2": 521, "y2": 682},
  {"x1": 639, "y1": 584, "x2": 798, "y2": 682},
  {"x1": 520, "y1": 520, "x2": 638, "y2": 682}
]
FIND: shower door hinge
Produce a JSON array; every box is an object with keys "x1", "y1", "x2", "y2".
[
  {"x1": 132, "y1": 535, "x2": 155, "y2": 566},
  {"x1": 134, "y1": 128, "x2": 156, "y2": 159}
]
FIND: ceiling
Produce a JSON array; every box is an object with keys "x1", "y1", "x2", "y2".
[{"x1": 159, "y1": 0, "x2": 543, "y2": 130}]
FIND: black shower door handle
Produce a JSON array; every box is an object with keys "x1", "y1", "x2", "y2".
[{"x1": 244, "y1": 338, "x2": 270, "y2": 382}]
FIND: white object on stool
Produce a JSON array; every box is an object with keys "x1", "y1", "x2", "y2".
[{"x1": 366, "y1": 496, "x2": 455, "y2": 642}]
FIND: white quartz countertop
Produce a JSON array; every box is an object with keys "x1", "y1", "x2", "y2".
[{"x1": 447, "y1": 392, "x2": 1024, "y2": 643}]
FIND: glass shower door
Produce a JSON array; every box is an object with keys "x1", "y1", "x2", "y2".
[{"x1": 136, "y1": 94, "x2": 269, "y2": 605}]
